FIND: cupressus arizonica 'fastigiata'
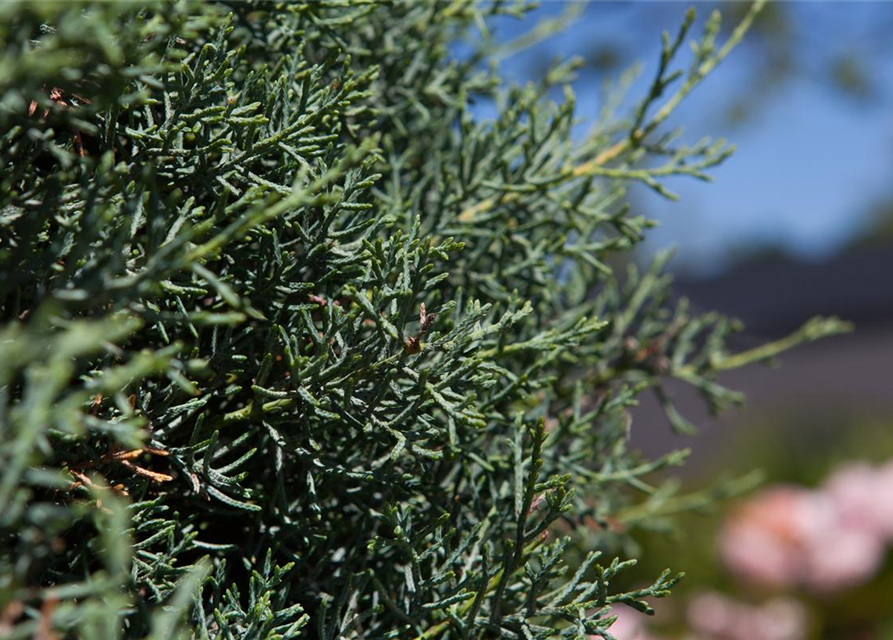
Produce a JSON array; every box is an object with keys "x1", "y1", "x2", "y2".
[{"x1": 0, "y1": 2, "x2": 847, "y2": 639}]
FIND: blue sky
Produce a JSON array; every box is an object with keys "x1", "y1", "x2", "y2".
[{"x1": 469, "y1": 2, "x2": 893, "y2": 275}]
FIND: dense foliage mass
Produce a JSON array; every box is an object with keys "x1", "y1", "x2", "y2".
[{"x1": 0, "y1": 2, "x2": 847, "y2": 639}]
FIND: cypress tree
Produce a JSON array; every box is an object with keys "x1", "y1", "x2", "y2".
[{"x1": 0, "y1": 2, "x2": 848, "y2": 638}]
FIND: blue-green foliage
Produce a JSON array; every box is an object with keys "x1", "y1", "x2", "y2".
[{"x1": 0, "y1": 2, "x2": 847, "y2": 639}]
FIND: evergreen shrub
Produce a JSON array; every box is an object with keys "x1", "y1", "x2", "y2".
[{"x1": 0, "y1": 2, "x2": 848, "y2": 638}]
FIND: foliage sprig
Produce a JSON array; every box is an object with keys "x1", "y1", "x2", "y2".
[{"x1": 0, "y1": 2, "x2": 848, "y2": 639}]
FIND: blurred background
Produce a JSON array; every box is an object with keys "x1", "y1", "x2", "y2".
[{"x1": 471, "y1": 3, "x2": 893, "y2": 639}]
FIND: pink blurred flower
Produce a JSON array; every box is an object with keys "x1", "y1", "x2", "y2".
[
  {"x1": 802, "y1": 524, "x2": 885, "y2": 593},
  {"x1": 719, "y1": 486, "x2": 818, "y2": 589},
  {"x1": 823, "y1": 461, "x2": 893, "y2": 542},
  {"x1": 720, "y1": 468, "x2": 890, "y2": 593},
  {"x1": 604, "y1": 605, "x2": 665, "y2": 640},
  {"x1": 605, "y1": 605, "x2": 645, "y2": 639},
  {"x1": 686, "y1": 592, "x2": 806, "y2": 640}
]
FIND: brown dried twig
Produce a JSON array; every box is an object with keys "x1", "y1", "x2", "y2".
[
  {"x1": 404, "y1": 303, "x2": 437, "y2": 354},
  {"x1": 28, "y1": 86, "x2": 93, "y2": 157},
  {"x1": 67, "y1": 445, "x2": 173, "y2": 495}
]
